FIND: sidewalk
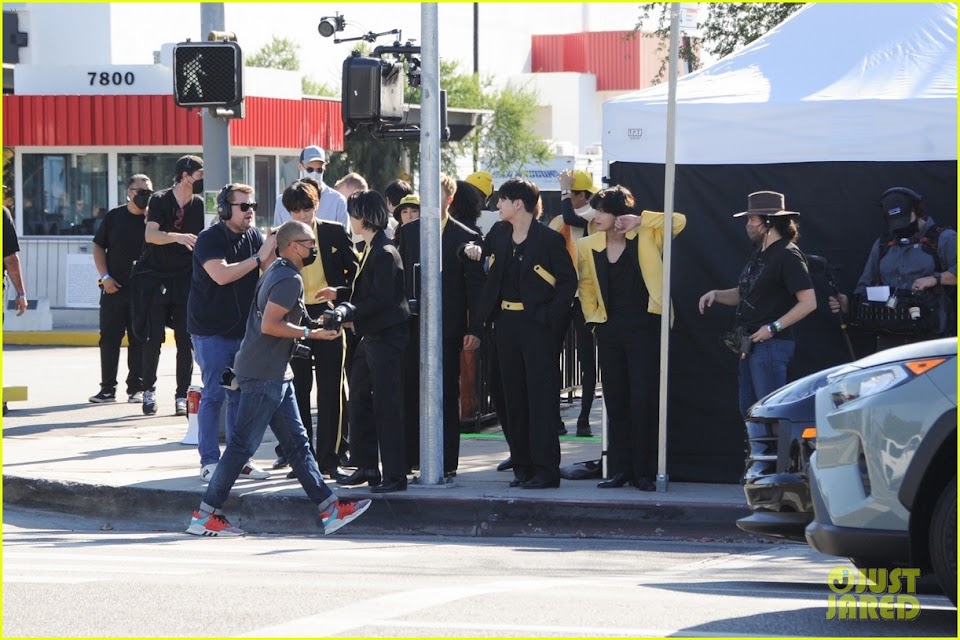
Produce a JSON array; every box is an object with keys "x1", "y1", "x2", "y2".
[{"x1": 1, "y1": 344, "x2": 751, "y2": 538}]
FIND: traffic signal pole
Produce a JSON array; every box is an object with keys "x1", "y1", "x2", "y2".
[
  {"x1": 417, "y1": 3, "x2": 444, "y2": 486},
  {"x1": 200, "y1": 3, "x2": 231, "y2": 190}
]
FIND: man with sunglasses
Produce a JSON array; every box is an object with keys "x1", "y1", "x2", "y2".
[
  {"x1": 89, "y1": 174, "x2": 154, "y2": 404},
  {"x1": 272, "y1": 146, "x2": 348, "y2": 231},
  {"x1": 139, "y1": 155, "x2": 205, "y2": 416},
  {"x1": 188, "y1": 183, "x2": 277, "y2": 482}
]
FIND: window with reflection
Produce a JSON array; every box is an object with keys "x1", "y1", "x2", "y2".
[{"x1": 22, "y1": 153, "x2": 108, "y2": 236}]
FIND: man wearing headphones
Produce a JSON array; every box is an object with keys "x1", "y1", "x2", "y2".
[
  {"x1": 187, "y1": 183, "x2": 277, "y2": 482},
  {"x1": 829, "y1": 187, "x2": 957, "y2": 350},
  {"x1": 699, "y1": 191, "x2": 816, "y2": 417}
]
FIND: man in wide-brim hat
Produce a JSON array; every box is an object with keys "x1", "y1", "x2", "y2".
[{"x1": 698, "y1": 190, "x2": 817, "y2": 417}]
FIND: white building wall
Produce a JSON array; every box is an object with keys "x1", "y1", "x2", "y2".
[{"x1": 507, "y1": 72, "x2": 597, "y2": 155}]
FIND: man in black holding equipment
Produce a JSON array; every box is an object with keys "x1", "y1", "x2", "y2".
[{"x1": 829, "y1": 187, "x2": 957, "y2": 350}]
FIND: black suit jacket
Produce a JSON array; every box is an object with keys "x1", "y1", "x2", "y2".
[
  {"x1": 314, "y1": 218, "x2": 358, "y2": 290},
  {"x1": 468, "y1": 219, "x2": 577, "y2": 337},
  {"x1": 336, "y1": 229, "x2": 410, "y2": 337},
  {"x1": 397, "y1": 216, "x2": 486, "y2": 339}
]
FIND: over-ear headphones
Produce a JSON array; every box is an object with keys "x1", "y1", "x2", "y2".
[
  {"x1": 880, "y1": 186, "x2": 925, "y2": 219},
  {"x1": 217, "y1": 185, "x2": 235, "y2": 220}
]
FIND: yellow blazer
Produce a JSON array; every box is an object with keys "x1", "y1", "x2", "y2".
[{"x1": 576, "y1": 210, "x2": 686, "y2": 326}]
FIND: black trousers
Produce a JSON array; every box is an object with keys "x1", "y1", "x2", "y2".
[
  {"x1": 349, "y1": 324, "x2": 409, "y2": 481},
  {"x1": 286, "y1": 312, "x2": 346, "y2": 472},
  {"x1": 596, "y1": 323, "x2": 660, "y2": 480},
  {"x1": 141, "y1": 282, "x2": 193, "y2": 397},
  {"x1": 570, "y1": 298, "x2": 597, "y2": 419},
  {"x1": 495, "y1": 311, "x2": 561, "y2": 481},
  {"x1": 98, "y1": 288, "x2": 143, "y2": 395},
  {"x1": 485, "y1": 325, "x2": 511, "y2": 447},
  {"x1": 402, "y1": 316, "x2": 464, "y2": 473}
]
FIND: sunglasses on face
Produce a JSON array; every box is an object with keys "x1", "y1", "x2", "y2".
[
  {"x1": 303, "y1": 166, "x2": 325, "y2": 173},
  {"x1": 294, "y1": 238, "x2": 316, "y2": 247},
  {"x1": 231, "y1": 201, "x2": 258, "y2": 212},
  {"x1": 130, "y1": 188, "x2": 153, "y2": 197}
]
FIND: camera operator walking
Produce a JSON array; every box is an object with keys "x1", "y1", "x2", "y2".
[
  {"x1": 828, "y1": 187, "x2": 957, "y2": 350},
  {"x1": 186, "y1": 220, "x2": 370, "y2": 537},
  {"x1": 319, "y1": 190, "x2": 411, "y2": 493},
  {"x1": 698, "y1": 191, "x2": 816, "y2": 417},
  {"x1": 271, "y1": 178, "x2": 358, "y2": 480},
  {"x1": 188, "y1": 183, "x2": 276, "y2": 482}
]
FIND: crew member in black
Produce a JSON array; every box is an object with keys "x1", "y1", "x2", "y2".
[
  {"x1": 319, "y1": 190, "x2": 410, "y2": 493},
  {"x1": 464, "y1": 178, "x2": 577, "y2": 489},
  {"x1": 272, "y1": 178, "x2": 358, "y2": 480},
  {"x1": 577, "y1": 186, "x2": 686, "y2": 491},
  {"x1": 397, "y1": 175, "x2": 486, "y2": 478},
  {"x1": 829, "y1": 187, "x2": 957, "y2": 350},
  {"x1": 137, "y1": 155, "x2": 205, "y2": 416},
  {"x1": 89, "y1": 174, "x2": 153, "y2": 404},
  {"x1": 699, "y1": 191, "x2": 816, "y2": 417}
]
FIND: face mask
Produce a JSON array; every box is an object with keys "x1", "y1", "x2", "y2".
[
  {"x1": 301, "y1": 246, "x2": 319, "y2": 267},
  {"x1": 300, "y1": 169, "x2": 323, "y2": 183},
  {"x1": 132, "y1": 193, "x2": 151, "y2": 210},
  {"x1": 191, "y1": 178, "x2": 204, "y2": 195},
  {"x1": 892, "y1": 220, "x2": 919, "y2": 239}
]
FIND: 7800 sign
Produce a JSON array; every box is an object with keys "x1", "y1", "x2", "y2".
[{"x1": 88, "y1": 71, "x2": 135, "y2": 86}]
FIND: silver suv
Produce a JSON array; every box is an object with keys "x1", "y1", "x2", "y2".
[{"x1": 806, "y1": 337, "x2": 956, "y2": 606}]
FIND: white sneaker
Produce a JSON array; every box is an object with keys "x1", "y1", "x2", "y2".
[
  {"x1": 128, "y1": 391, "x2": 143, "y2": 403},
  {"x1": 200, "y1": 463, "x2": 217, "y2": 483},
  {"x1": 240, "y1": 462, "x2": 270, "y2": 480},
  {"x1": 175, "y1": 397, "x2": 188, "y2": 416}
]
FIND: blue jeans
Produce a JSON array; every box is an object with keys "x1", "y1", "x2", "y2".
[
  {"x1": 201, "y1": 376, "x2": 336, "y2": 513},
  {"x1": 738, "y1": 338, "x2": 795, "y2": 417},
  {"x1": 193, "y1": 335, "x2": 242, "y2": 467}
]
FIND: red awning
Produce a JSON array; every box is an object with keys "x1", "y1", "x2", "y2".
[{"x1": 2, "y1": 94, "x2": 344, "y2": 151}]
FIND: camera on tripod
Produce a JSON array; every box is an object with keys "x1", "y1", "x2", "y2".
[{"x1": 321, "y1": 302, "x2": 357, "y2": 332}]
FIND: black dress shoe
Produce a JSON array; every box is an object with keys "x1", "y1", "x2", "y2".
[
  {"x1": 272, "y1": 455, "x2": 289, "y2": 469},
  {"x1": 520, "y1": 475, "x2": 561, "y2": 489},
  {"x1": 597, "y1": 471, "x2": 632, "y2": 488},
  {"x1": 323, "y1": 467, "x2": 347, "y2": 482},
  {"x1": 496, "y1": 456, "x2": 514, "y2": 472},
  {"x1": 509, "y1": 470, "x2": 534, "y2": 487},
  {"x1": 556, "y1": 423, "x2": 568, "y2": 435},
  {"x1": 337, "y1": 467, "x2": 381, "y2": 487},
  {"x1": 370, "y1": 476, "x2": 407, "y2": 493},
  {"x1": 286, "y1": 468, "x2": 297, "y2": 479},
  {"x1": 634, "y1": 477, "x2": 657, "y2": 492}
]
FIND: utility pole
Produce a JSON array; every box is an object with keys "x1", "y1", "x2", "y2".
[
  {"x1": 200, "y1": 3, "x2": 231, "y2": 192},
  {"x1": 656, "y1": 3, "x2": 680, "y2": 493},
  {"x1": 417, "y1": 2, "x2": 444, "y2": 486}
]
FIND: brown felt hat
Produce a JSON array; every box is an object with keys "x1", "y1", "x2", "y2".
[{"x1": 732, "y1": 191, "x2": 799, "y2": 218}]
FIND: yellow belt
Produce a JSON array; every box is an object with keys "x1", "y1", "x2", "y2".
[{"x1": 501, "y1": 300, "x2": 524, "y2": 311}]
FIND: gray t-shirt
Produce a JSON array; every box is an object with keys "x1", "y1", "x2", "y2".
[{"x1": 233, "y1": 259, "x2": 304, "y2": 381}]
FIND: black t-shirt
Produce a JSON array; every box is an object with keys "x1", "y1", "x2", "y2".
[
  {"x1": 141, "y1": 187, "x2": 205, "y2": 274},
  {"x1": 187, "y1": 222, "x2": 264, "y2": 339},
  {"x1": 3, "y1": 207, "x2": 19, "y2": 275},
  {"x1": 92, "y1": 205, "x2": 146, "y2": 286},
  {"x1": 736, "y1": 238, "x2": 812, "y2": 338},
  {"x1": 598, "y1": 253, "x2": 653, "y2": 337}
]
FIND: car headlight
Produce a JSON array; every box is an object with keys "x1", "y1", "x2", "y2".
[
  {"x1": 828, "y1": 358, "x2": 947, "y2": 409},
  {"x1": 758, "y1": 365, "x2": 845, "y2": 406}
]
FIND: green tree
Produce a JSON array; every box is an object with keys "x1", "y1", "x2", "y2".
[
  {"x1": 245, "y1": 35, "x2": 300, "y2": 71},
  {"x1": 301, "y1": 76, "x2": 338, "y2": 97},
  {"x1": 636, "y1": 3, "x2": 803, "y2": 81}
]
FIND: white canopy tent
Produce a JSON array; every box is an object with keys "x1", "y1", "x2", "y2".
[{"x1": 603, "y1": 2, "x2": 958, "y2": 166}]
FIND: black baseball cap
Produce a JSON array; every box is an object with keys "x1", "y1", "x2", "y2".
[{"x1": 175, "y1": 155, "x2": 203, "y2": 179}]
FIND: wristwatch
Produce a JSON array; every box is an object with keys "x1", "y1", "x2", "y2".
[
  {"x1": 98, "y1": 274, "x2": 111, "y2": 285},
  {"x1": 303, "y1": 325, "x2": 310, "y2": 339},
  {"x1": 934, "y1": 272, "x2": 942, "y2": 285},
  {"x1": 560, "y1": 189, "x2": 571, "y2": 197},
  {"x1": 254, "y1": 254, "x2": 262, "y2": 267}
]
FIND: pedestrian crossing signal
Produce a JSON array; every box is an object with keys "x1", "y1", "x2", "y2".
[{"x1": 173, "y1": 41, "x2": 243, "y2": 108}]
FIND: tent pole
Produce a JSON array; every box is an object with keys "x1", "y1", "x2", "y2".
[{"x1": 656, "y1": 3, "x2": 681, "y2": 493}]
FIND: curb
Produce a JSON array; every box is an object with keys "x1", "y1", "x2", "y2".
[
  {"x1": 2, "y1": 475, "x2": 753, "y2": 539},
  {"x1": 3, "y1": 328, "x2": 174, "y2": 347}
]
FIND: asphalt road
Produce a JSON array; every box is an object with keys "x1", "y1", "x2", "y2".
[{"x1": 2, "y1": 507, "x2": 956, "y2": 638}]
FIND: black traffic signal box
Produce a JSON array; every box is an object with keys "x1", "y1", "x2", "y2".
[
  {"x1": 173, "y1": 41, "x2": 243, "y2": 108},
  {"x1": 341, "y1": 54, "x2": 404, "y2": 129}
]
